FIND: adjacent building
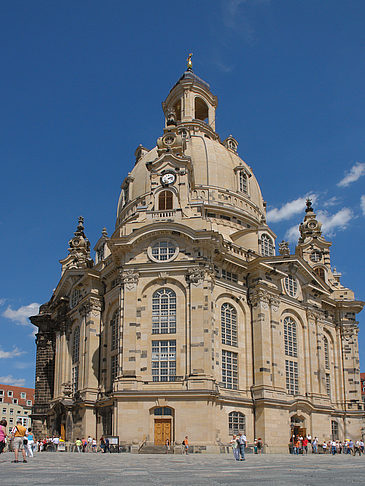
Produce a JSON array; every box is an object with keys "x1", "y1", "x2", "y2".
[
  {"x1": 30, "y1": 65, "x2": 364, "y2": 452},
  {"x1": 0, "y1": 384, "x2": 34, "y2": 434}
]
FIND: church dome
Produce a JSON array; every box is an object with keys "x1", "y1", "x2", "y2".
[{"x1": 116, "y1": 67, "x2": 271, "y2": 251}]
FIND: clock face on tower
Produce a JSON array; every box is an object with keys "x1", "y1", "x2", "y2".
[{"x1": 161, "y1": 172, "x2": 176, "y2": 186}]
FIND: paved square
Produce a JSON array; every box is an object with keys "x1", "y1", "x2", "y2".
[{"x1": 1, "y1": 452, "x2": 365, "y2": 485}]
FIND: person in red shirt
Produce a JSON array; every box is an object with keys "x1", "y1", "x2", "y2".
[{"x1": 302, "y1": 437, "x2": 308, "y2": 454}]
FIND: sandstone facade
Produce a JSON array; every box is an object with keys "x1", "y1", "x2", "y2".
[{"x1": 31, "y1": 67, "x2": 364, "y2": 453}]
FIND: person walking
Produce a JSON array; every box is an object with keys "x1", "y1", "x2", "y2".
[
  {"x1": 11, "y1": 419, "x2": 27, "y2": 463},
  {"x1": 0, "y1": 419, "x2": 7, "y2": 454},
  {"x1": 238, "y1": 432, "x2": 247, "y2": 461},
  {"x1": 25, "y1": 428, "x2": 35, "y2": 458},
  {"x1": 256, "y1": 438, "x2": 263, "y2": 454},
  {"x1": 165, "y1": 438, "x2": 170, "y2": 454},
  {"x1": 182, "y1": 436, "x2": 189, "y2": 454}
]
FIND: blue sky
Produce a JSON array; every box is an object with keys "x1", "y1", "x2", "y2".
[{"x1": 0, "y1": 0, "x2": 364, "y2": 387}]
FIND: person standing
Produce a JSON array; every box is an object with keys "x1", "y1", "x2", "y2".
[
  {"x1": 75, "y1": 438, "x2": 82, "y2": 452},
  {"x1": 0, "y1": 419, "x2": 7, "y2": 454},
  {"x1": 238, "y1": 432, "x2": 247, "y2": 461},
  {"x1": 11, "y1": 419, "x2": 27, "y2": 463},
  {"x1": 302, "y1": 437, "x2": 308, "y2": 454},
  {"x1": 312, "y1": 437, "x2": 318, "y2": 454},
  {"x1": 230, "y1": 435, "x2": 240, "y2": 461},
  {"x1": 256, "y1": 438, "x2": 263, "y2": 454}
]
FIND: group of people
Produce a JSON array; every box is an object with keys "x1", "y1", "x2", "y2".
[
  {"x1": 0, "y1": 419, "x2": 35, "y2": 463},
  {"x1": 290, "y1": 434, "x2": 365, "y2": 455},
  {"x1": 230, "y1": 432, "x2": 247, "y2": 461},
  {"x1": 74, "y1": 436, "x2": 100, "y2": 453}
]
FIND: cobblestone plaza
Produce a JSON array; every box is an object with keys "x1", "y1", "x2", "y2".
[{"x1": 1, "y1": 452, "x2": 365, "y2": 485}]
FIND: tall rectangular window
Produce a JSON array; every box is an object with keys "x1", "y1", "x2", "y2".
[
  {"x1": 111, "y1": 355, "x2": 119, "y2": 383},
  {"x1": 72, "y1": 365, "x2": 79, "y2": 394},
  {"x1": 152, "y1": 340, "x2": 176, "y2": 382},
  {"x1": 222, "y1": 350, "x2": 238, "y2": 390},
  {"x1": 326, "y1": 373, "x2": 331, "y2": 398},
  {"x1": 152, "y1": 288, "x2": 176, "y2": 334},
  {"x1": 285, "y1": 360, "x2": 298, "y2": 395}
]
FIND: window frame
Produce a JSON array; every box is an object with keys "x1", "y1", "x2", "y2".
[
  {"x1": 152, "y1": 288, "x2": 177, "y2": 335},
  {"x1": 260, "y1": 234, "x2": 274, "y2": 256},
  {"x1": 151, "y1": 340, "x2": 176, "y2": 382},
  {"x1": 222, "y1": 350, "x2": 238, "y2": 390},
  {"x1": 221, "y1": 303, "x2": 238, "y2": 347},
  {"x1": 228, "y1": 411, "x2": 246, "y2": 435},
  {"x1": 158, "y1": 190, "x2": 173, "y2": 211}
]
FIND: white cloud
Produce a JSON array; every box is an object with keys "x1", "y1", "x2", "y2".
[
  {"x1": 2, "y1": 302, "x2": 40, "y2": 326},
  {"x1": 337, "y1": 162, "x2": 365, "y2": 187},
  {"x1": 267, "y1": 194, "x2": 317, "y2": 223},
  {"x1": 285, "y1": 224, "x2": 300, "y2": 243},
  {"x1": 0, "y1": 298, "x2": 6, "y2": 306},
  {"x1": 317, "y1": 208, "x2": 353, "y2": 235},
  {"x1": 285, "y1": 207, "x2": 353, "y2": 243},
  {"x1": 0, "y1": 347, "x2": 25, "y2": 359},
  {"x1": 323, "y1": 196, "x2": 341, "y2": 207},
  {"x1": 0, "y1": 375, "x2": 26, "y2": 386},
  {"x1": 361, "y1": 195, "x2": 365, "y2": 216}
]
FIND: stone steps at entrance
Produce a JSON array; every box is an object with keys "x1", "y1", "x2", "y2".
[{"x1": 139, "y1": 445, "x2": 169, "y2": 454}]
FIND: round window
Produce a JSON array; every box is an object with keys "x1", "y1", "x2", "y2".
[
  {"x1": 148, "y1": 240, "x2": 179, "y2": 262},
  {"x1": 284, "y1": 275, "x2": 298, "y2": 297}
]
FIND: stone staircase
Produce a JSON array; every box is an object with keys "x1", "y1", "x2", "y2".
[{"x1": 139, "y1": 444, "x2": 169, "y2": 454}]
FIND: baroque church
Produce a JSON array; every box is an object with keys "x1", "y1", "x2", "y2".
[{"x1": 31, "y1": 62, "x2": 364, "y2": 453}]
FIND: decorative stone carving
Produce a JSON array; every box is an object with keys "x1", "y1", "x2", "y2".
[
  {"x1": 186, "y1": 265, "x2": 214, "y2": 286},
  {"x1": 279, "y1": 240, "x2": 290, "y2": 256},
  {"x1": 270, "y1": 296, "x2": 280, "y2": 312},
  {"x1": 249, "y1": 289, "x2": 270, "y2": 309},
  {"x1": 60, "y1": 217, "x2": 93, "y2": 273},
  {"x1": 79, "y1": 299, "x2": 102, "y2": 317},
  {"x1": 62, "y1": 382, "x2": 72, "y2": 398},
  {"x1": 120, "y1": 269, "x2": 140, "y2": 290}
]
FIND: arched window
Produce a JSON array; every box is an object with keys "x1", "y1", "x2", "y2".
[
  {"x1": 221, "y1": 303, "x2": 238, "y2": 347},
  {"x1": 324, "y1": 335, "x2": 329, "y2": 370},
  {"x1": 239, "y1": 171, "x2": 248, "y2": 193},
  {"x1": 229, "y1": 411, "x2": 246, "y2": 435},
  {"x1": 284, "y1": 317, "x2": 297, "y2": 357},
  {"x1": 284, "y1": 275, "x2": 298, "y2": 297},
  {"x1": 110, "y1": 311, "x2": 119, "y2": 351},
  {"x1": 194, "y1": 97, "x2": 208, "y2": 122},
  {"x1": 152, "y1": 288, "x2": 176, "y2": 334},
  {"x1": 314, "y1": 267, "x2": 325, "y2": 281},
  {"x1": 260, "y1": 234, "x2": 274, "y2": 256},
  {"x1": 331, "y1": 420, "x2": 339, "y2": 440},
  {"x1": 158, "y1": 191, "x2": 173, "y2": 210},
  {"x1": 284, "y1": 316, "x2": 299, "y2": 396}
]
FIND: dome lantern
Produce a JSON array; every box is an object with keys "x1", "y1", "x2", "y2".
[{"x1": 162, "y1": 65, "x2": 218, "y2": 135}]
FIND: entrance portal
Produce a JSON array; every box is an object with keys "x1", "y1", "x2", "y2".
[{"x1": 154, "y1": 419, "x2": 171, "y2": 445}]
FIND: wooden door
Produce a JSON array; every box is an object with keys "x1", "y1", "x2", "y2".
[
  {"x1": 154, "y1": 419, "x2": 171, "y2": 445},
  {"x1": 60, "y1": 424, "x2": 65, "y2": 441}
]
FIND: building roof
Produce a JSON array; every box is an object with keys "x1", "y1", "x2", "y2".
[{"x1": 0, "y1": 383, "x2": 35, "y2": 406}]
